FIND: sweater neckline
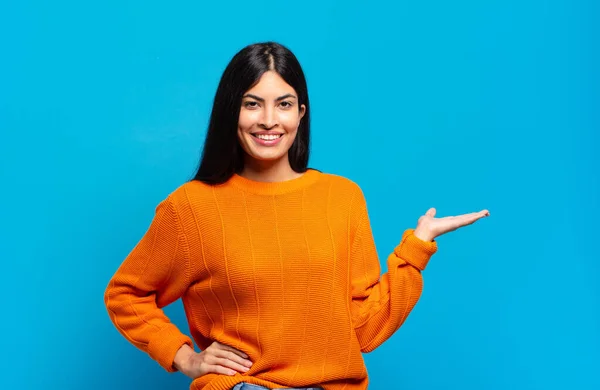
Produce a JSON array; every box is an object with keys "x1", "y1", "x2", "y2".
[{"x1": 228, "y1": 169, "x2": 321, "y2": 195}]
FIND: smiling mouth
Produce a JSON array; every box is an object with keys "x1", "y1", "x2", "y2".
[{"x1": 251, "y1": 133, "x2": 283, "y2": 141}]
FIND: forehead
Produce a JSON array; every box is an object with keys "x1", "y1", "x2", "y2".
[{"x1": 245, "y1": 71, "x2": 296, "y2": 95}]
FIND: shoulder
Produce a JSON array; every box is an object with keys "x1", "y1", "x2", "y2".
[
  {"x1": 315, "y1": 170, "x2": 367, "y2": 205},
  {"x1": 318, "y1": 170, "x2": 362, "y2": 192},
  {"x1": 160, "y1": 179, "x2": 216, "y2": 210}
]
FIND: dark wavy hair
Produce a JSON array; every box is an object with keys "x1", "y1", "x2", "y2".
[{"x1": 192, "y1": 42, "x2": 311, "y2": 185}]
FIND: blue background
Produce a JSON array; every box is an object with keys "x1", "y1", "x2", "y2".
[{"x1": 1, "y1": 0, "x2": 598, "y2": 389}]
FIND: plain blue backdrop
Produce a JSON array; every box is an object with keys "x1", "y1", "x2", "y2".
[{"x1": 1, "y1": 0, "x2": 598, "y2": 389}]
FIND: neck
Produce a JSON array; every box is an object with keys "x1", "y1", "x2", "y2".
[{"x1": 240, "y1": 155, "x2": 303, "y2": 183}]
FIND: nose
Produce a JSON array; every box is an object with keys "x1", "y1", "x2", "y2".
[{"x1": 259, "y1": 106, "x2": 278, "y2": 129}]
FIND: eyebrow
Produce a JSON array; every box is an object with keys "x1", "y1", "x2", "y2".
[{"x1": 242, "y1": 93, "x2": 297, "y2": 102}]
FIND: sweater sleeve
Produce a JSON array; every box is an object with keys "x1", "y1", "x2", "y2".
[
  {"x1": 350, "y1": 196, "x2": 437, "y2": 353},
  {"x1": 104, "y1": 195, "x2": 194, "y2": 372}
]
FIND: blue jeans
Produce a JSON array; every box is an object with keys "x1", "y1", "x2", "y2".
[{"x1": 231, "y1": 383, "x2": 323, "y2": 390}]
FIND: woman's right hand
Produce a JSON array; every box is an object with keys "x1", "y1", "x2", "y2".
[{"x1": 173, "y1": 341, "x2": 253, "y2": 378}]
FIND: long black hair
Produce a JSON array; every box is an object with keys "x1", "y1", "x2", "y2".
[{"x1": 192, "y1": 42, "x2": 311, "y2": 185}]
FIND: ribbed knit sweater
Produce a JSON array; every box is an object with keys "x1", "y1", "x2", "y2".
[{"x1": 104, "y1": 169, "x2": 437, "y2": 390}]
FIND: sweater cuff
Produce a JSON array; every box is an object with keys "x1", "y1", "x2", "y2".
[
  {"x1": 394, "y1": 229, "x2": 438, "y2": 271},
  {"x1": 147, "y1": 323, "x2": 194, "y2": 372}
]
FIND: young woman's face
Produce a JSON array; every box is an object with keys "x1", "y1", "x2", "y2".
[{"x1": 237, "y1": 71, "x2": 306, "y2": 165}]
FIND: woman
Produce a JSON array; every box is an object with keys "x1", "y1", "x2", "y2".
[{"x1": 104, "y1": 42, "x2": 489, "y2": 390}]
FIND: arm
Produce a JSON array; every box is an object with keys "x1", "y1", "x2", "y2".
[
  {"x1": 104, "y1": 195, "x2": 194, "y2": 372},
  {"x1": 350, "y1": 196, "x2": 437, "y2": 353}
]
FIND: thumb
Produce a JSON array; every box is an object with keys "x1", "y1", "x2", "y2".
[{"x1": 425, "y1": 208, "x2": 436, "y2": 218}]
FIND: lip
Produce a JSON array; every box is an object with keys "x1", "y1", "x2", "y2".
[
  {"x1": 251, "y1": 131, "x2": 284, "y2": 136},
  {"x1": 250, "y1": 133, "x2": 284, "y2": 147}
]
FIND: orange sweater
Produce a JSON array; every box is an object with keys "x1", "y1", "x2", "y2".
[{"x1": 104, "y1": 169, "x2": 437, "y2": 390}]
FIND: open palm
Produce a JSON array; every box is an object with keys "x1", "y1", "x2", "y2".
[{"x1": 414, "y1": 208, "x2": 490, "y2": 242}]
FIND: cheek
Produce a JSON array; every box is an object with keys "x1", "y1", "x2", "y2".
[
  {"x1": 238, "y1": 111, "x2": 259, "y2": 131},
  {"x1": 281, "y1": 113, "x2": 300, "y2": 132}
]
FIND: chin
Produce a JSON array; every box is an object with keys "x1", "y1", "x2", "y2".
[{"x1": 249, "y1": 151, "x2": 287, "y2": 162}]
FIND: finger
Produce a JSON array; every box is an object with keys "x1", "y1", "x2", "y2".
[
  {"x1": 214, "y1": 349, "x2": 253, "y2": 368},
  {"x1": 472, "y1": 210, "x2": 490, "y2": 219},
  {"x1": 425, "y1": 208, "x2": 436, "y2": 217},
  {"x1": 214, "y1": 342, "x2": 249, "y2": 359},
  {"x1": 456, "y1": 211, "x2": 488, "y2": 226},
  {"x1": 205, "y1": 363, "x2": 237, "y2": 376},
  {"x1": 211, "y1": 356, "x2": 251, "y2": 373}
]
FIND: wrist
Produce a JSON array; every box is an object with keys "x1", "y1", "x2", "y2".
[
  {"x1": 173, "y1": 344, "x2": 194, "y2": 372},
  {"x1": 413, "y1": 227, "x2": 433, "y2": 242}
]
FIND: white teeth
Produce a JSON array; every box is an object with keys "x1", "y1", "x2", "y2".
[{"x1": 255, "y1": 134, "x2": 282, "y2": 140}]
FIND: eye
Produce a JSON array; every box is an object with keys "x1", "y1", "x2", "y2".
[
  {"x1": 243, "y1": 101, "x2": 259, "y2": 109},
  {"x1": 280, "y1": 101, "x2": 294, "y2": 109}
]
